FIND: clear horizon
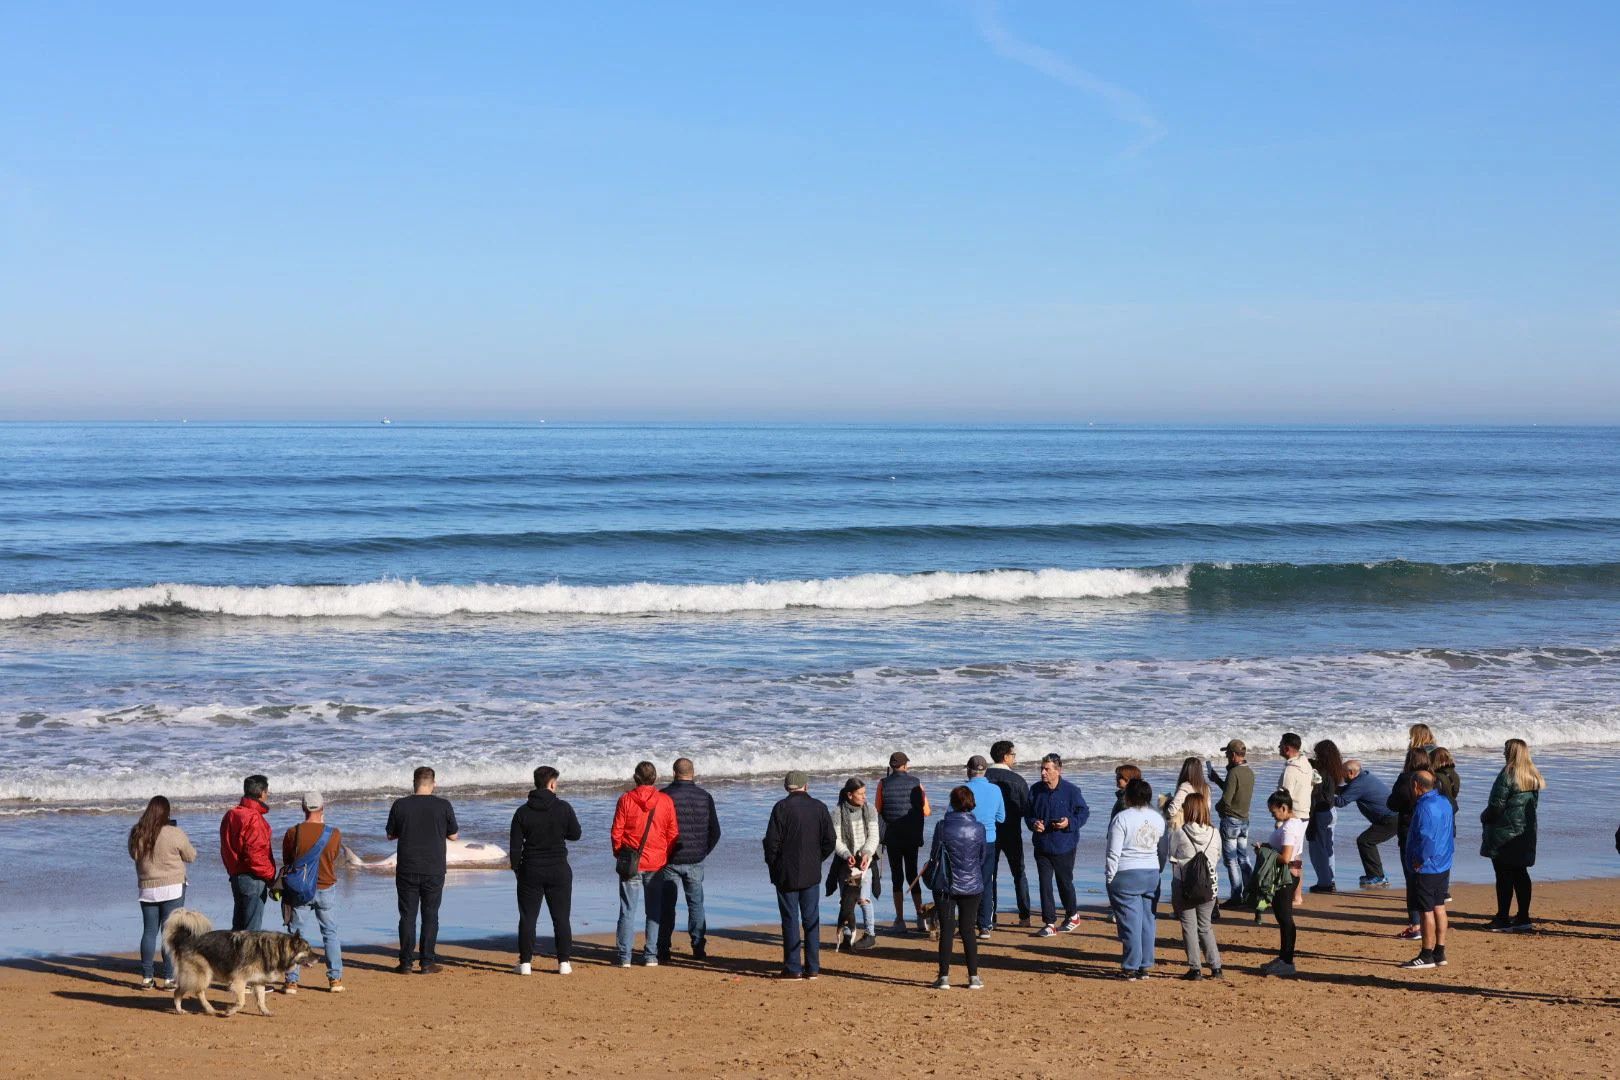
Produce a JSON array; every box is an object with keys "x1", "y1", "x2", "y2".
[{"x1": 3, "y1": 3, "x2": 1617, "y2": 423}]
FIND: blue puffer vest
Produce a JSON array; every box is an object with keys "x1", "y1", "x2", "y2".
[{"x1": 929, "y1": 810, "x2": 986, "y2": 896}]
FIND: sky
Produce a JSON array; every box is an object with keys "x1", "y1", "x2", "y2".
[{"x1": 2, "y1": 1, "x2": 1617, "y2": 422}]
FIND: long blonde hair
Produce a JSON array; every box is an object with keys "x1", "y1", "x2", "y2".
[
  {"x1": 1408, "y1": 723, "x2": 1435, "y2": 750},
  {"x1": 1504, "y1": 739, "x2": 1546, "y2": 792}
]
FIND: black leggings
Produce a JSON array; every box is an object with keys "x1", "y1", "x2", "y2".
[
  {"x1": 936, "y1": 892, "x2": 981, "y2": 978},
  {"x1": 1492, "y1": 860, "x2": 1532, "y2": 920},
  {"x1": 517, "y1": 866, "x2": 574, "y2": 964},
  {"x1": 1273, "y1": 873, "x2": 1299, "y2": 963},
  {"x1": 890, "y1": 845, "x2": 921, "y2": 904}
]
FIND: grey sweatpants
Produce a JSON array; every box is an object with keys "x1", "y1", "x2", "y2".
[{"x1": 1177, "y1": 900, "x2": 1221, "y2": 970}]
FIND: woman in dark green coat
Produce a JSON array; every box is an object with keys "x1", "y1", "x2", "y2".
[{"x1": 1480, "y1": 738, "x2": 1545, "y2": 932}]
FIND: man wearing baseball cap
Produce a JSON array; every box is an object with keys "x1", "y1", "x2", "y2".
[
  {"x1": 963, "y1": 756, "x2": 1006, "y2": 939},
  {"x1": 762, "y1": 771, "x2": 836, "y2": 979},
  {"x1": 1206, "y1": 741, "x2": 1256, "y2": 903},
  {"x1": 281, "y1": 791, "x2": 345, "y2": 993}
]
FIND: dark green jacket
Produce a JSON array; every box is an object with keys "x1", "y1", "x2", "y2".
[
  {"x1": 1479, "y1": 769, "x2": 1538, "y2": 868},
  {"x1": 1245, "y1": 842, "x2": 1296, "y2": 913}
]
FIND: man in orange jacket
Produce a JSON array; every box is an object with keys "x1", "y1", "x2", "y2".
[
  {"x1": 220, "y1": 774, "x2": 276, "y2": 931},
  {"x1": 610, "y1": 761, "x2": 679, "y2": 967}
]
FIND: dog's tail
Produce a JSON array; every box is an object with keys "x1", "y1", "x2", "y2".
[{"x1": 161, "y1": 908, "x2": 213, "y2": 956}]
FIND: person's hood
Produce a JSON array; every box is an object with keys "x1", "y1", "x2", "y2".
[
  {"x1": 1180, "y1": 821, "x2": 1215, "y2": 841},
  {"x1": 236, "y1": 797, "x2": 268, "y2": 815},
  {"x1": 623, "y1": 784, "x2": 661, "y2": 810},
  {"x1": 526, "y1": 788, "x2": 559, "y2": 811}
]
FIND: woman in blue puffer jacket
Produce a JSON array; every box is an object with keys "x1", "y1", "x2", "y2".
[{"x1": 925, "y1": 785, "x2": 987, "y2": 990}]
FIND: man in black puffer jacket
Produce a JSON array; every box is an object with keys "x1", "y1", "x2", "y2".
[
  {"x1": 658, "y1": 757, "x2": 723, "y2": 962},
  {"x1": 509, "y1": 766, "x2": 583, "y2": 976}
]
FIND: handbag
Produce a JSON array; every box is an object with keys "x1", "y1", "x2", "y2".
[
  {"x1": 615, "y1": 803, "x2": 657, "y2": 881},
  {"x1": 922, "y1": 829, "x2": 953, "y2": 895}
]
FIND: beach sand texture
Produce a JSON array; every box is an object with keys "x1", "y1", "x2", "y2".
[{"x1": 3, "y1": 879, "x2": 1617, "y2": 1078}]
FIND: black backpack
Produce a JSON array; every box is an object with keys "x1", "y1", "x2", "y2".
[{"x1": 1179, "y1": 826, "x2": 1215, "y2": 906}]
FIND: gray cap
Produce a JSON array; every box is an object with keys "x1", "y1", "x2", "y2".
[
  {"x1": 301, "y1": 791, "x2": 324, "y2": 811},
  {"x1": 784, "y1": 770, "x2": 809, "y2": 790},
  {"x1": 966, "y1": 754, "x2": 989, "y2": 775}
]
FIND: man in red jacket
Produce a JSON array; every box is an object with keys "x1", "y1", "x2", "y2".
[
  {"x1": 220, "y1": 774, "x2": 277, "y2": 931},
  {"x1": 610, "y1": 761, "x2": 679, "y2": 967}
]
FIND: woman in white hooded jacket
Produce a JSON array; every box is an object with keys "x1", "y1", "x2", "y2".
[
  {"x1": 1169, "y1": 792, "x2": 1223, "y2": 980},
  {"x1": 833, "y1": 778, "x2": 882, "y2": 949}
]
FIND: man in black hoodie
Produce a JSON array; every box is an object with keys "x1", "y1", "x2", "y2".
[
  {"x1": 657, "y1": 757, "x2": 723, "y2": 962},
  {"x1": 510, "y1": 765, "x2": 583, "y2": 976},
  {"x1": 987, "y1": 740, "x2": 1033, "y2": 927}
]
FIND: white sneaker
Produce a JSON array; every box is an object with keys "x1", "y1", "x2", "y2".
[
  {"x1": 557, "y1": 962, "x2": 573, "y2": 976},
  {"x1": 643, "y1": 956, "x2": 659, "y2": 968},
  {"x1": 516, "y1": 962, "x2": 531, "y2": 976}
]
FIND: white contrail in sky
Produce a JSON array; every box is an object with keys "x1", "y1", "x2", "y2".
[{"x1": 971, "y1": 0, "x2": 1166, "y2": 154}]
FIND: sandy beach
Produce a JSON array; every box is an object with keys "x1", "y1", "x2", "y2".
[{"x1": 4, "y1": 878, "x2": 1616, "y2": 1078}]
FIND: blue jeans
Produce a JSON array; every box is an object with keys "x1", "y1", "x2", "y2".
[
  {"x1": 776, "y1": 884, "x2": 821, "y2": 976},
  {"x1": 284, "y1": 888, "x2": 342, "y2": 982},
  {"x1": 977, "y1": 843, "x2": 999, "y2": 931},
  {"x1": 1108, "y1": 868, "x2": 1160, "y2": 971},
  {"x1": 138, "y1": 890, "x2": 185, "y2": 980},
  {"x1": 616, "y1": 871, "x2": 662, "y2": 964},
  {"x1": 1219, "y1": 816, "x2": 1254, "y2": 901},
  {"x1": 1307, "y1": 807, "x2": 1336, "y2": 888},
  {"x1": 656, "y1": 862, "x2": 707, "y2": 959},
  {"x1": 230, "y1": 873, "x2": 268, "y2": 931}
]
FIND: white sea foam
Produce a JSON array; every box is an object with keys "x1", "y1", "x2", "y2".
[{"x1": 0, "y1": 567, "x2": 1188, "y2": 620}]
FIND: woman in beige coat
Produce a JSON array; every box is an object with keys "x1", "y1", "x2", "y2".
[{"x1": 129, "y1": 795, "x2": 196, "y2": 988}]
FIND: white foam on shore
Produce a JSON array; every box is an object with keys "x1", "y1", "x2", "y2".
[{"x1": 0, "y1": 568, "x2": 1188, "y2": 620}]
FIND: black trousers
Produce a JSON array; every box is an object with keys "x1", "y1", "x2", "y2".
[
  {"x1": 889, "y1": 844, "x2": 921, "y2": 906},
  {"x1": 1273, "y1": 872, "x2": 1299, "y2": 963},
  {"x1": 1492, "y1": 860, "x2": 1532, "y2": 919},
  {"x1": 996, "y1": 828, "x2": 1031, "y2": 919},
  {"x1": 1356, "y1": 818, "x2": 1398, "y2": 878},
  {"x1": 517, "y1": 865, "x2": 574, "y2": 964},
  {"x1": 936, "y1": 892, "x2": 982, "y2": 978},
  {"x1": 397, "y1": 871, "x2": 445, "y2": 966}
]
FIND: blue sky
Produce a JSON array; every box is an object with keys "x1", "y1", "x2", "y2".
[{"x1": 2, "y1": 2, "x2": 1617, "y2": 421}]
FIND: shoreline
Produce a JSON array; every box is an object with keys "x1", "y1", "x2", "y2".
[{"x1": 3, "y1": 879, "x2": 1617, "y2": 1078}]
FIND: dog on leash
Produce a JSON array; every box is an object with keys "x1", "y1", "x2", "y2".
[
  {"x1": 918, "y1": 900, "x2": 940, "y2": 940},
  {"x1": 162, "y1": 909, "x2": 314, "y2": 1016}
]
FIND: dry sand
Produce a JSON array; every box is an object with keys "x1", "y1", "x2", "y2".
[{"x1": 4, "y1": 879, "x2": 1618, "y2": 1078}]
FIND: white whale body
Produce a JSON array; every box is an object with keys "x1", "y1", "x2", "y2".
[{"x1": 341, "y1": 837, "x2": 509, "y2": 872}]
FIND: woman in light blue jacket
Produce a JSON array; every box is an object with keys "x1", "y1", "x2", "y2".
[{"x1": 1106, "y1": 777, "x2": 1165, "y2": 980}]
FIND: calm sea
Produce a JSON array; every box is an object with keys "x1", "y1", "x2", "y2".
[{"x1": 2, "y1": 423, "x2": 1618, "y2": 807}]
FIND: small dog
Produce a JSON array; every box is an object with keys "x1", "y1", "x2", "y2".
[
  {"x1": 918, "y1": 901, "x2": 940, "y2": 940},
  {"x1": 162, "y1": 909, "x2": 315, "y2": 1017}
]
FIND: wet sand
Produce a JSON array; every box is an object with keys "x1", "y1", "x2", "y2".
[{"x1": 3, "y1": 879, "x2": 1617, "y2": 1078}]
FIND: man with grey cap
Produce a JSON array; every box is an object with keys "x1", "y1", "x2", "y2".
[
  {"x1": 280, "y1": 791, "x2": 345, "y2": 992},
  {"x1": 762, "y1": 771, "x2": 836, "y2": 979},
  {"x1": 1206, "y1": 740, "x2": 1256, "y2": 903},
  {"x1": 963, "y1": 755, "x2": 1006, "y2": 938}
]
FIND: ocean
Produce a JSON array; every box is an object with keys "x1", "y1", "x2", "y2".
[{"x1": 2, "y1": 422, "x2": 1617, "y2": 952}]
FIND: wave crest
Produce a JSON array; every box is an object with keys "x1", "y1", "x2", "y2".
[{"x1": 0, "y1": 567, "x2": 1188, "y2": 620}]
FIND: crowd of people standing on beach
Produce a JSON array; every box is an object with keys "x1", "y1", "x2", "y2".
[{"x1": 127, "y1": 724, "x2": 1566, "y2": 992}]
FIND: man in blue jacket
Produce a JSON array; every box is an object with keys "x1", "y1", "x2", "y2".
[
  {"x1": 1334, "y1": 759, "x2": 1399, "y2": 888},
  {"x1": 1400, "y1": 770, "x2": 1454, "y2": 971},
  {"x1": 963, "y1": 756, "x2": 1006, "y2": 940},
  {"x1": 1024, "y1": 754, "x2": 1090, "y2": 937}
]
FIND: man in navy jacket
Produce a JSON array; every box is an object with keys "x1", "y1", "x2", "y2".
[
  {"x1": 658, "y1": 757, "x2": 722, "y2": 962},
  {"x1": 1024, "y1": 754, "x2": 1090, "y2": 937}
]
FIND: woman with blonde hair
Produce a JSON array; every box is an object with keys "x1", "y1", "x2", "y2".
[
  {"x1": 1386, "y1": 747, "x2": 1431, "y2": 940},
  {"x1": 1169, "y1": 792, "x2": 1222, "y2": 979},
  {"x1": 1481, "y1": 739, "x2": 1546, "y2": 932},
  {"x1": 1408, "y1": 723, "x2": 1436, "y2": 752}
]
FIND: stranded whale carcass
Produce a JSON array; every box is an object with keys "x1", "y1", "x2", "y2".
[{"x1": 341, "y1": 837, "x2": 509, "y2": 871}]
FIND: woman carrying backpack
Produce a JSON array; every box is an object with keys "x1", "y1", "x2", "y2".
[
  {"x1": 924, "y1": 786, "x2": 986, "y2": 990},
  {"x1": 1170, "y1": 792, "x2": 1222, "y2": 980}
]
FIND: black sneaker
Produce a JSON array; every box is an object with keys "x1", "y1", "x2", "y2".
[
  {"x1": 1485, "y1": 917, "x2": 1513, "y2": 932},
  {"x1": 691, "y1": 943, "x2": 707, "y2": 960},
  {"x1": 1507, "y1": 917, "x2": 1535, "y2": 933},
  {"x1": 1307, "y1": 883, "x2": 1336, "y2": 894},
  {"x1": 394, "y1": 962, "x2": 413, "y2": 975},
  {"x1": 1400, "y1": 953, "x2": 1436, "y2": 970},
  {"x1": 1434, "y1": 948, "x2": 1448, "y2": 967},
  {"x1": 1179, "y1": 969, "x2": 1203, "y2": 981}
]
